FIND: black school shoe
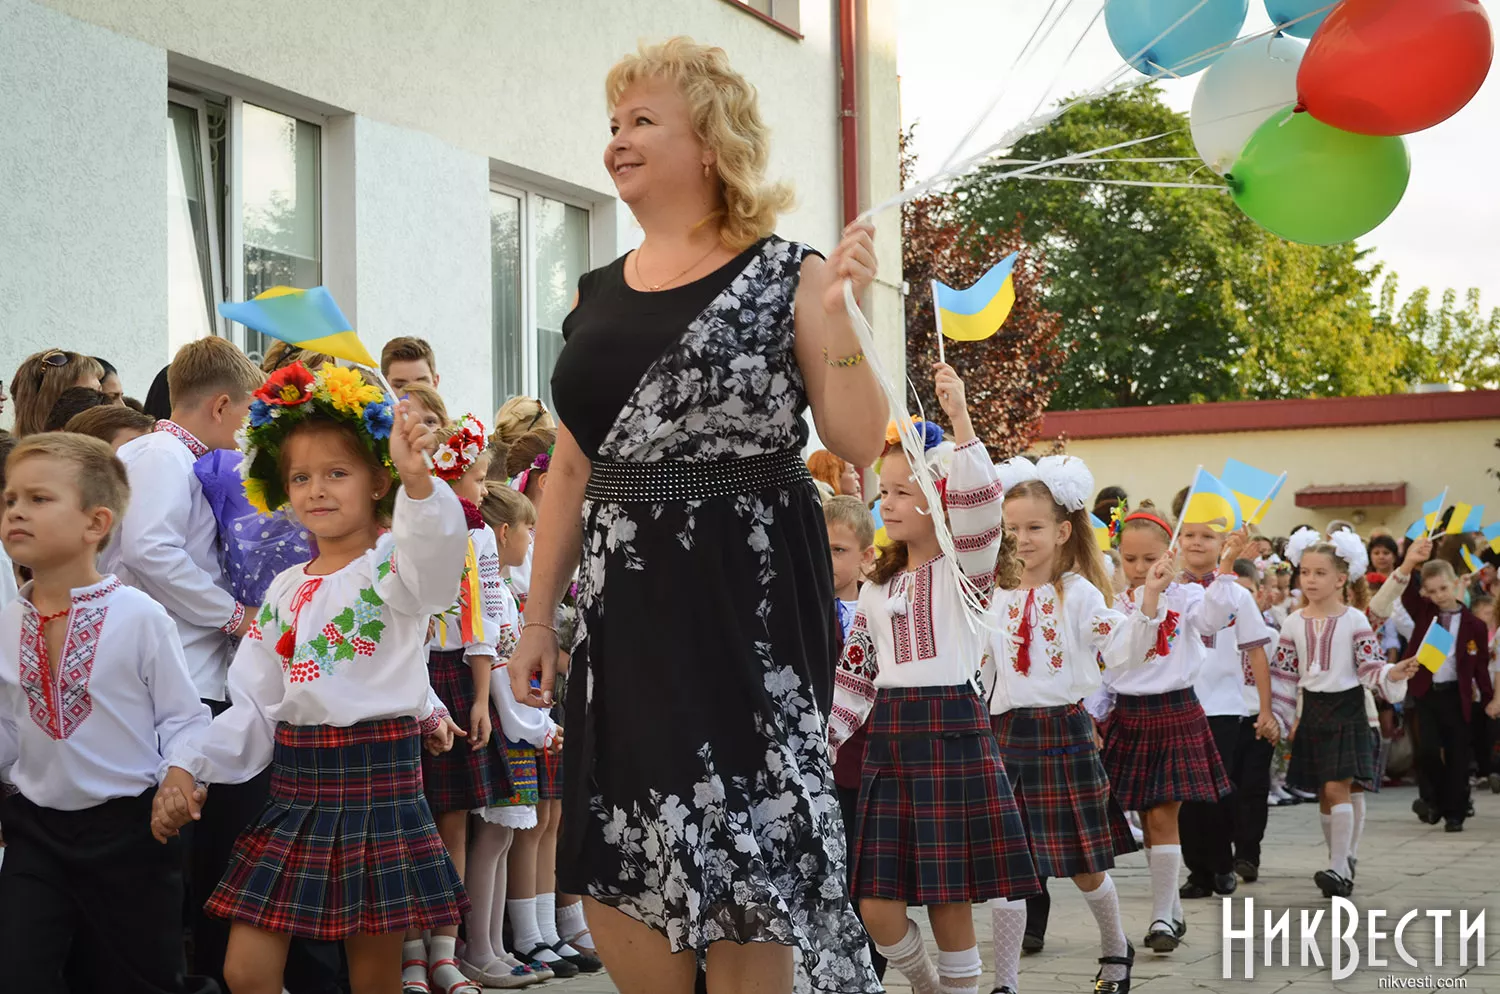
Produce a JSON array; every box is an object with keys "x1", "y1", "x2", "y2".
[
  {"x1": 1093, "y1": 940, "x2": 1135, "y2": 994},
  {"x1": 519, "y1": 946, "x2": 579, "y2": 979},
  {"x1": 1314, "y1": 870, "x2": 1354, "y2": 898},
  {"x1": 1413, "y1": 797, "x2": 1442, "y2": 824},
  {"x1": 558, "y1": 945, "x2": 603, "y2": 973},
  {"x1": 1144, "y1": 920, "x2": 1179, "y2": 953},
  {"x1": 1235, "y1": 859, "x2": 1259, "y2": 883},
  {"x1": 1213, "y1": 872, "x2": 1238, "y2": 895},
  {"x1": 1022, "y1": 932, "x2": 1046, "y2": 954},
  {"x1": 1179, "y1": 879, "x2": 1214, "y2": 900},
  {"x1": 1446, "y1": 818, "x2": 1465, "y2": 833}
]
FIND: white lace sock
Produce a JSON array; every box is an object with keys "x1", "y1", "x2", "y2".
[
  {"x1": 990, "y1": 899, "x2": 1026, "y2": 992},
  {"x1": 1083, "y1": 875, "x2": 1130, "y2": 982},
  {"x1": 401, "y1": 938, "x2": 428, "y2": 989},
  {"x1": 508, "y1": 897, "x2": 562, "y2": 963},
  {"x1": 1328, "y1": 802, "x2": 1354, "y2": 878},
  {"x1": 1320, "y1": 811, "x2": 1332, "y2": 851},
  {"x1": 535, "y1": 892, "x2": 580, "y2": 957},
  {"x1": 557, "y1": 899, "x2": 593, "y2": 951},
  {"x1": 1149, "y1": 843, "x2": 1182, "y2": 928},
  {"x1": 1349, "y1": 794, "x2": 1365, "y2": 859},
  {"x1": 428, "y1": 935, "x2": 469, "y2": 992},
  {"x1": 936, "y1": 945, "x2": 982, "y2": 994},
  {"x1": 874, "y1": 919, "x2": 940, "y2": 994},
  {"x1": 463, "y1": 822, "x2": 513, "y2": 966}
]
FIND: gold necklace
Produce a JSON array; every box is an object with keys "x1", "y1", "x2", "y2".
[{"x1": 634, "y1": 241, "x2": 720, "y2": 292}]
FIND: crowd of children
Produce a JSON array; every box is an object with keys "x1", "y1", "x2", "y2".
[{"x1": 1, "y1": 333, "x2": 1498, "y2": 994}]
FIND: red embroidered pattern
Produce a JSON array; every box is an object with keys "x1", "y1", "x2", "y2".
[
  {"x1": 891, "y1": 575, "x2": 912, "y2": 665},
  {"x1": 914, "y1": 561, "x2": 936, "y2": 661},
  {"x1": 18, "y1": 597, "x2": 111, "y2": 741},
  {"x1": 1148, "y1": 609, "x2": 1181, "y2": 662},
  {"x1": 153, "y1": 419, "x2": 209, "y2": 458}
]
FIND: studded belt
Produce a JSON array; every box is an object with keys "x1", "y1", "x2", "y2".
[{"x1": 584, "y1": 450, "x2": 813, "y2": 503}]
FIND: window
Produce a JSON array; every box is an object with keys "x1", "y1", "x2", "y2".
[
  {"x1": 490, "y1": 184, "x2": 590, "y2": 411},
  {"x1": 166, "y1": 85, "x2": 323, "y2": 364},
  {"x1": 721, "y1": 0, "x2": 802, "y2": 36}
]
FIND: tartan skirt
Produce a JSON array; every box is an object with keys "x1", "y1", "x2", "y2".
[
  {"x1": 853, "y1": 685, "x2": 1039, "y2": 906},
  {"x1": 992, "y1": 703, "x2": 1139, "y2": 877},
  {"x1": 1101, "y1": 688, "x2": 1232, "y2": 810},
  {"x1": 421, "y1": 649, "x2": 511, "y2": 814},
  {"x1": 538, "y1": 674, "x2": 565, "y2": 800},
  {"x1": 206, "y1": 718, "x2": 469, "y2": 939},
  {"x1": 1288, "y1": 687, "x2": 1375, "y2": 790}
]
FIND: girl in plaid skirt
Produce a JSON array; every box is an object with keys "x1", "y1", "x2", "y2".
[
  {"x1": 1090, "y1": 505, "x2": 1246, "y2": 954},
  {"x1": 984, "y1": 457, "x2": 1173, "y2": 994},
  {"x1": 1269, "y1": 529, "x2": 1419, "y2": 899},
  {"x1": 830, "y1": 365, "x2": 1038, "y2": 994},
  {"x1": 154, "y1": 364, "x2": 472, "y2": 994},
  {"x1": 406, "y1": 415, "x2": 516, "y2": 994}
]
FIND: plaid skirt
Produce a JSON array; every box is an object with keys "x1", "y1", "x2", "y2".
[
  {"x1": 1289, "y1": 687, "x2": 1375, "y2": 790},
  {"x1": 853, "y1": 685, "x2": 1039, "y2": 905},
  {"x1": 421, "y1": 649, "x2": 511, "y2": 814},
  {"x1": 538, "y1": 674, "x2": 565, "y2": 800},
  {"x1": 1101, "y1": 688, "x2": 1232, "y2": 810},
  {"x1": 206, "y1": 718, "x2": 469, "y2": 939},
  {"x1": 992, "y1": 703, "x2": 1138, "y2": 877}
]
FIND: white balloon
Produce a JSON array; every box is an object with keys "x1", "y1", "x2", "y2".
[{"x1": 1190, "y1": 34, "x2": 1306, "y2": 176}]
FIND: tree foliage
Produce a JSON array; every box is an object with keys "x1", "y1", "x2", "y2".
[{"x1": 902, "y1": 131, "x2": 1065, "y2": 459}]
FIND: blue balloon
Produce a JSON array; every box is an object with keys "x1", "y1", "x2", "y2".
[
  {"x1": 1105, "y1": 0, "x2": 1250, "y2": 77},
  {"x1": 1263, "y1": 0, "x2": 1332, "y2": 39}
]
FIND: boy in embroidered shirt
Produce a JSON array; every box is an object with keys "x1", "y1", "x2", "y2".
[{"x1": 0, "y1": 433, "x2": 211, "y2": 992}]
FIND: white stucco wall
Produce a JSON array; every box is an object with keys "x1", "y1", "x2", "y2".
[{"x1": 0, "y1": 0, "x2": 167, "y2": 418}]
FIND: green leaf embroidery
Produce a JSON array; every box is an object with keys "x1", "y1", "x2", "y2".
[
  {"x1": 334, "y1": 641, "x2": 356, "y2": 662},
  {"x1": 308, "y1": 635, "x2": 330, "y2": 656},
  {"x1": 358, "y1": 620, "x2": 385, "y2": 642},
  {"x1": 332, "y1": 607, "x2": 356, "y2": 632},
  {"x1": 360, "y1": 586, "x2": 384, "y2": 606}
]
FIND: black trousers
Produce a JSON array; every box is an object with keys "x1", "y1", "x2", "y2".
[
  {"x1": 1230, "y1": 718, "x2": 1274, "y2": 868},
  {"x1": 1472, "y1": 710, "x2": 1495, "y2": 778},
  {"x1": 1180, "y1": 714, "x2": 1241, "y2": 883},
  {"x1": 1026, "y1": 877, "x2": 1052, "y2": 938},
  {"x1": 191, "y1": 699, "x2": 345, "y2": 994},
  {"x1": 0, "y1": 789, "x2": 215, "y2": 994},
  {"x1": 1414, "y1": 686, "x2": 1473, "y2": 821}
]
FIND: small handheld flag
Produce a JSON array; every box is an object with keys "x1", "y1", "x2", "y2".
[
  {"x1": 1091, "y1": 513, "x2": 1112, "y2": 552},
  {"x1": 1462, "y1": 505, "x2": 1486, "y2": 533},
  {"x1": 1221, "y1": 458, "x2": 1286, "y2": 526},
  {"x1": 1404, "y1": 488, "x2": 1450, "y2": 541},
  {"x1": 1462, "y1": 546, "x2": 1482, "y2": 575},
  {"x1": 219, "y1": 286, "x2": 378, "y2": 369},
  {"x1": 1484, "y1": 522, "x2": 1500, "y2": 555},
  {"x1": 1180, "y1": 467, "x2": 1243, "y2": 533},
  {"x1": 932, "y1": 252, "x2": 1019, "y2": 355},
  {"x1": 1448, "y1": 503, "x2": 1475, "y2": 535},
  {"x1": 1414, "y1": 622, "x2": 1456, "y2": 674}
]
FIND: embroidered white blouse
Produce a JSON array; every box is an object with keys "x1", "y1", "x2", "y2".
[
  {"x1": 487, "y1": 577, "x2": 556, "y2": 750},
  {"x1": 1268, "y1": 607, "x2": 1405, "y2": 734},
  {"x1": 427, "y1": 524, "x2": 505, "y2": 660},
  {"x1": 1100, "y1": 577, "x2": 1240, "y2": 699},
  {"x1": 1190, "y1": 579, "x2": 1273, "y2": 718},
  {"x1": 100, "y1": 421, "x2": 244, "y2": 701},
  {"x1": 0, "y1": 578, "x2": 211, "y2": 811},
  {"x1": 829, "y1": 439, "x2": 1003, "y2": 748},
  {"x1": 982, "y1": 572, "x2": 1165, "y2": 714},
  {"x1": 168, "y1": 485, "x2": 469, "y2": 785}
]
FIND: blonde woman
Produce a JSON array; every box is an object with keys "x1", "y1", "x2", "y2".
[
  {"x1": 508, "y1": 37, "x2": 884, "y2": 994},
  {"x1": 9, "y1": 349, "x2": 103, "y2": 436}
]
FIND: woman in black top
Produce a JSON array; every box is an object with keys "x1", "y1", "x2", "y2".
[{"x1": 507, "y1": 37, "x2": 886, "y2": 994}]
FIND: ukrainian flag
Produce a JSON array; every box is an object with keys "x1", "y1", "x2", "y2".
[
  {"x1": 1221, "y1": 458, "x2": 1286, "y2": 526},
  {"x1": 1090, "y1": 513, "x2": 1111, "y2": 551},
  {"x1": 1484, "y1": 522, "x2": 1500, "y2": 555},
  {"x1": 1462, "y1": 546, "x2": 1482, "y2": 575},
  {"x1": 933, "y1": 252, "x2": 1018, "y2": 342},
  {"x1": 1415, "y1": 622, "x2": 1456, "y2": 673},
  {"x1": 1180, "y1": 467, "x2": 1242, "y2": 532},
  {"x1": 219, "y1": 286, "x2": 378, "y2": 368},
  {"x1": 1404, "y1": 490, "x2": 1450, "y2": 541},
  {"x1": 1447, "y1": 503, "x2": 1477, "y2": 535},
  {"x1": 1462, "y1": 505, "x2": 1486, "y2": 532}
]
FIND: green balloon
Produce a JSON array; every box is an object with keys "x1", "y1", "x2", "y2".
[{"x1": 1228, "y1": 109, "x2": 1410, "y2": 246}]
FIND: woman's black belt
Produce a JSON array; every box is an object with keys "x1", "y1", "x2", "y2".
[{"x1": 584, "y1": 450, "x2": 813, "y2": 503}]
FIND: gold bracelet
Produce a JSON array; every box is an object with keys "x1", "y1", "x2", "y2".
[
  {"x1": 823, "y1": 347, "x2": 866, "y2": 368},
  {"x1": 523, "y1": 622, "x2": 560, "y2": 641}
]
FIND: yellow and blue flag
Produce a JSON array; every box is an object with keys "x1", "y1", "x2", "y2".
[
  {"x1": 932, "y1": 252, "x2": 1018, "y2": 342},
  {"x1": 1462, "y1": 546, "x2": 1483, "y2": 575},
  {"x1": 219, "y1": 286, "x2": 378, "y2": 369},
  {"x1": 1447, "y1": 503, "x2": 1481, "y2": 535},
  {"x1": 1181, "y1": 468, "x2": 1242, "y2": 532},
  {"x1": 1404, "y1": 489, "x2": 1450, "y2": 541},
  {"x1": 1483, "y1": 522, "x2": 1500, "y2": 555},
  {"x1": 1090, "y1": 513, "x2": 1111, "y2": 551},
  {"x1": 1461, "y1": 505, "x2": 1486, "y2": 533},
  {"x1": 1415, "y1": 621, "x2": 1456, "y2": 674},
  {"x1": 1221, "y1": 458, "x2": 1286, "y2": 526}
]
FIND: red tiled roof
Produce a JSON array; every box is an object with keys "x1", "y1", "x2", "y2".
[{"x1": 1294, "y1": 483, "x2": 1407, "y2": 508}]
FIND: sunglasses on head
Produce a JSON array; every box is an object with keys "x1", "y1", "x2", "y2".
[{"x1": 36, "y1": 350, "x2": 72, "y2": 383}]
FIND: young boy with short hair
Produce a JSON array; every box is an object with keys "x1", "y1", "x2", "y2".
[
  {"x1": 64, "y1": 404, "x2": 156, "y2": 451},
  {"x1": 0, "y1": 433, "x2": 211, "y2": 991},
  {"x1": 381, "y1": 336, "x2": 440, "y2": 392}
]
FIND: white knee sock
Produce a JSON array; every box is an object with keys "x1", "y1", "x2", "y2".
[
  {"x1": 557, "y1": 900, "x2": 592, "y2": 951},
  {"x1": 1149, "y1": 843, "x2": 1182, "y2": 927},
  {"x1": 1320, "y1": 811, "x2": 1332, "y2": 850},
  {"x1": 508, "y1": 896, "x2": 563, "y2": 962},
  {"x1": 463, "y1": 822, "x2": 513, "y2": 966},
  {"x1": 401, "y1": 938, "x2": 428, "y2": 988},
  {"x1": 990, "y1": 899, "x2": 1027, "y2": 992},
  {"x1": 428, "y1": 935, "x2": 468, "y2": 992},
  {"x1": 1328, "y1": 802, "x2": 1354, "y2": 877},
  {"x1": 1349, "y1": 794, "x2": 1365, "y2": 859},
  {"x1": 936, "y1": 945, "x2": 982, "y2": 994},
  {"x1": 1083, "y1": 875, "x2": 1130, "y2": 981},
  {"x1": 874, "y1": 919, "x2": 940, "y2": 994},
  {"x1": 534, "y1": 892, "x2": 578, "y2": 956}
]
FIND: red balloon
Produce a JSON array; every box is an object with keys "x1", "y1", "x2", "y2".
[{"x1": 1297, "y1": 0, "x2": 1494, "y2": 135}]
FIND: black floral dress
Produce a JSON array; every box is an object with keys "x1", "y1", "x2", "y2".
[{"x1": 551, "y1": 237, "x2": 880, "y2": 992}]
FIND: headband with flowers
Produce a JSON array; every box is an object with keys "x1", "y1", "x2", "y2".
[
  {"x1": 237, "y1": 361, "x2": 395, "y2": 515},
  {"x1": 513, "y1": 447, "x2": 553, "y2": 494},
  {"x1": 433, "y1": 414, "x2": 488, "y2": 481}
]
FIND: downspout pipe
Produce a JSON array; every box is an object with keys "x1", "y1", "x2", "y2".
[{"x1": 838, "y1": 0, "x2": 860, "y2": 228}]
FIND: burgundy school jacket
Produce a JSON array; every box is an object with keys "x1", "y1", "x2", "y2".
[{"x1": 1403, "y1": 579, "x2": 1494, "y2": 721}]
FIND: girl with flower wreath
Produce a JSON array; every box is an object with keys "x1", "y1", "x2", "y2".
[
  {"x1": 1088, "y1": 503, "x2": 1246, "y2": 955},
  {"x1": 402, "y1": 413, "x2": 520, "y2": 994},
  {"x1": 983, "y1": 454, "x2": 1173, "y2": 994},
  {"x1": 152, "y1": 361, "x2": 473, "y2": 994}
]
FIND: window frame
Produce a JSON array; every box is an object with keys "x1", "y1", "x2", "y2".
[
  {"x1": 166, "y1": 88, "x2": 228, "y2": 340},
  {"x1": 719, "y1": 0, "x2": 803, "y2": 38}
]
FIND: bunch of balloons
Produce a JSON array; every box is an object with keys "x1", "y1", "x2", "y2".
[{"x1": 1108, "y1": 0, "x2": 1494, "y2": 245}]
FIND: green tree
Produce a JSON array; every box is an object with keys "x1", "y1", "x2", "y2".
[{"x1": 1377, "y1": 278, "x2": 1500, "y2": 390}]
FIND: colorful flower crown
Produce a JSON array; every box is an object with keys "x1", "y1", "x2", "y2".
[
  {"x1": 433, "y1": 414, "x2": 488, "y2": 481},
  {"x1": 237, "y1": 361, "x2": 395, "y2": 515}
]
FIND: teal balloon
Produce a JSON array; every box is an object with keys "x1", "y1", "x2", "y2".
[
  {"x1": 1228, "y1": 109, "x2": 1410, "y2": 245},
  {"x1": 1264, "y1": 0, "x2": 1333, "y2": 39},
  {"x1": 1105, "y1": 0, "x2": 1249, "y2": 76}
]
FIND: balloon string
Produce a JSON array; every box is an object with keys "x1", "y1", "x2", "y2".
[{"x1": 1003, "y1": 172, "x2": 1230, "y2": 191}]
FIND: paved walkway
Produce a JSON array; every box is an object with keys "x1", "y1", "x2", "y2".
[{"x1": 552, "y1": 786, "x2": 1500, "y2": 993}]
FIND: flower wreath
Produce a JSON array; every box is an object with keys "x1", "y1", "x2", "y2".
[
  {"x1": 237, "y1": 361, "x2": 395, "y2": 516},
  {"x1": 433, "y1": 413, "x2": 488, "y2": 481},
  {"x1": 882, "y1": 417, "x2": 955, "y2": 507}
]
